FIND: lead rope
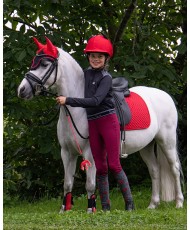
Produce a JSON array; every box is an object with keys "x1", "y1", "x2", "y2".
[{"x1": 64, "y1": 106, "x2": 91, "y2": 171}]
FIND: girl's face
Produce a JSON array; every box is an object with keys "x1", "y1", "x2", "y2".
[{"x1": 88, "y1": 53, "x2": 107, "y2": 69}]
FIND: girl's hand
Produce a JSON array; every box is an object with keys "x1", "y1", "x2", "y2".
[{"x1": 56, "y1": 96, "x2": 66, "y2": 105}]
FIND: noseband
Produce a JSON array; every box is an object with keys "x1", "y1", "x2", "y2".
[{"x1": 25, "y1": 54, "x2": 58, "y2": 95}]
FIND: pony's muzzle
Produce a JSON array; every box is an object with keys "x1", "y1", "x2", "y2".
[{"x1": 17, "y1": 80, "x2": 34, "y2": 99}]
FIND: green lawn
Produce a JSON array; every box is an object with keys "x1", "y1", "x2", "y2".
[{"x1": 3, "y1": 188, "x2": 187, "y2": 230}]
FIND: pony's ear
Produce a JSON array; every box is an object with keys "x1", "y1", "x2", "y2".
[
  {"x1": 45, "y1": 36, "x2": 58, "y2": 57},
  {"x1": 33, "y1": 37, "x2": 44, "y2": 50}
]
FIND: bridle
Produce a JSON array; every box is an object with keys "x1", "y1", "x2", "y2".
[
  {"x1": 24, "y1": 54, "x2": 58, "y2": 96},
  {"x1": 24, "y1": 52, "x2": 88, "y2": 140}
]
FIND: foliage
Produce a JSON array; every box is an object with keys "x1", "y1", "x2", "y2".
[
  {"x1": 3, "y1": 188, "x2": 187, "y2": 230},
  {"x1": 3, "y1": 0, "x2": 187, "y2": 199}
]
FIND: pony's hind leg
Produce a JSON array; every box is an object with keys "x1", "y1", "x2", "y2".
[
  {"x1": 139, "y1": 141, "x2": 160, "y2": 209},
  {"x1": 157, "y1": 140, "x2": 184, "y2": 208},
  {"x1": 60, "y1": 148, "x2": 78, "y2": 213},
  {"x1": 155, "y1": 102, "x2": 184, "y2": 208}
]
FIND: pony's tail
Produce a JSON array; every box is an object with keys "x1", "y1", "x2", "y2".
[{"x1": 157, "y1": 145, "x2": 183, "y2": 202}]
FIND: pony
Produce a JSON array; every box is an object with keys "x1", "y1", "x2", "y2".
[{"x1": 17, "y1": 37, "x2": 184, "y2": 212}]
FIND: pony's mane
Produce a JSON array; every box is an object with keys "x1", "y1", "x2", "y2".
[
  {"x1": 56, "y1": 47, "x2": 84, "y2": 97},
  {"x1": 57, "y1": 47, "x2": 83, "y2": 73}
]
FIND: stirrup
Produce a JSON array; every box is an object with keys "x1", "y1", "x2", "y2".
[{"x1": 120, "y1": 140, "x2": 128, "y2": 158}]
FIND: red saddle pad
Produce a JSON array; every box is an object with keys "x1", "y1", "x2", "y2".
[{"x1": 124, "y1": 92, "x2": 151, "y2": 131}]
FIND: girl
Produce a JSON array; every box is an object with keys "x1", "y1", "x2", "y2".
[{"x1": 56, "y1": 34, "x2": 134, "y2": 211}]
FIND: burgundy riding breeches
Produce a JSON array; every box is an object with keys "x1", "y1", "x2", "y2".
[{"x1": 88, "y1": 113, "x2": 122, "y2": 176}]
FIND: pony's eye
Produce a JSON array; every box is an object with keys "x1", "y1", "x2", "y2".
[{"x1": 41, "y1": 62, "x2": 48, "y2": 67}]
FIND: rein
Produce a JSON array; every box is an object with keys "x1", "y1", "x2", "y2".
[
  {"x1": 63, "y1": 106, "x2": 89, "y2": 140},
  {"x1": 41, "y1": 89, "x2": 89, "y2": 139},
  {"x1": 30, "y1": 84, "x2": 89, "y2": 139},
  {"x1": 38, "y1": 104, "x2": 61, "y2": 126},
  {"x1": 33, "y1": 87, "x2": 89, "y2": 140}
]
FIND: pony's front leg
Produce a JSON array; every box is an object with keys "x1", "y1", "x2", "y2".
[
  {"x1": 60, "y1": 148, "x2": 78, "y2": 213},
  {"x1": 86, "y1": 163, "x2": 96, "y2": 213},
  {"x1": 83, "y1": 150, "x2": 97, "y2": 213}
]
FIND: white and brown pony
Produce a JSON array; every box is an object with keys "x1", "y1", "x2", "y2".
[{"x1": 17, "y1": 37, "x2": 184, "y2": 212}]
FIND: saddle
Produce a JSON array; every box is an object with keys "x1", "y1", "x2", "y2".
[{"x1": 112, "y1": 77, "x2": 131, "y2": 129}]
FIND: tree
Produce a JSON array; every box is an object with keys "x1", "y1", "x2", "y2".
[{"x1": 3, "y1": 0, "x2": 187, "y2": 200}]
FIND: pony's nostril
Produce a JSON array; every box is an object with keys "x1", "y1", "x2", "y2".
[
  {"x1": 18, "y1": 86, "x2": 26, "y2": 98},
  {"x1": 20, "y1": 86, "x2": 25, "y2": 92}
]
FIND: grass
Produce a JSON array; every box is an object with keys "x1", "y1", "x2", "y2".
[{"x1": 3, "y1": 187, "x2": 187, "y2": 230}]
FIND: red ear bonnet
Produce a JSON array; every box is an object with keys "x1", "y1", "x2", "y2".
[
  {"x1": 33, "y1": 37, "x2": 44, "y2": 50},
  {"x1": 33, "y1": 37, "x2": 58, "y2": 58},
  {"x1": 84, "y1": 35, "x2": 113, "y2": 58}
]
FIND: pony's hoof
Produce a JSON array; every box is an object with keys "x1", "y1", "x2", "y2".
[
  {"x1": 176, "y1": 202, "x2": 183, "y2": 208},
  {"x1": 59, "y1": 205, "x2": 65, "y2": 213},
  {"x1": 176, "y1": 197, "x2": 184, "y2": 208},
  {"x1": 147, "y1": 202, "x2": 159, "y2": 209},
  {"x1": 87, "y1": 207, "x2": 96, "y2": 213}
]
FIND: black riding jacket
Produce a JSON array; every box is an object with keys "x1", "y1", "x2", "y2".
[{"x1": 65, "y1": 67, "x2": 115, "y2": 120}]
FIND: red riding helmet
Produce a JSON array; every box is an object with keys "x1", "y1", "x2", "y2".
[{"x1": 84, "y1": 35, "x2": 113, "y2": 58}]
